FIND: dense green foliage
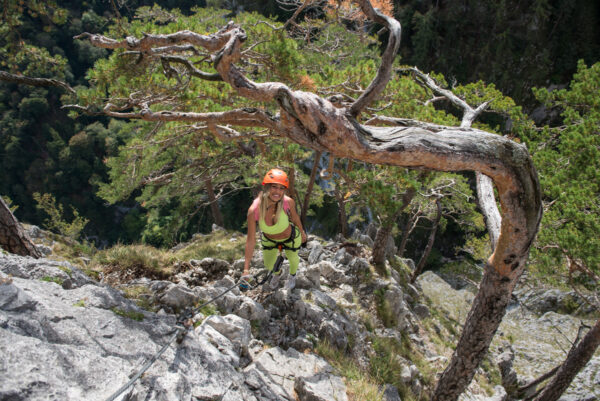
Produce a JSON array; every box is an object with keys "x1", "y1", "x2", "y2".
[
  {"x1": 525, "y1": 61, "x2": 600, "y2": 291},
  {"x1": 395, "y1": 0, "x2": 600, "y2": 108}
]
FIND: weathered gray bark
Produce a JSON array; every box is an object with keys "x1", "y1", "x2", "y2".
[
  {"x1": 533, "y1": 319, "x2": 600, "y2": 401},
  {"x1": 411, "y1": 197, "x2": 442, "y2": 283},
  {"x1": 74, "y1": 2, "x2": 543, "y2": 399},
  {"x1": 287, "y1": 165, "x2": 302, "y2": 207},
  {"x1": 204, "y1": 177, "x2": 224, "y2": 228},
  {"x1": 0, "y1": 196, "x2": 41, "y2": 258},
  {"x1": 476, "y1": 172, "x2": 501, "y2": 248},
  {"x1": 0, "y1": 70, "x2": 75, "y2": 93}
]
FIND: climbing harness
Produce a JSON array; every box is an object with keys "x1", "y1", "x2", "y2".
[
  {"x1": 262, "y1": 225, "x2": 302, "y2": 252},
  {"x1": 104, "y1": 270, "x2": 270, "y2": 401}
]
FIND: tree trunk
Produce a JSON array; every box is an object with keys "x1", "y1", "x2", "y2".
[
  {"x1": 397, "y1": 213, "x2": 415, "y2": 258},
  {"x1": 533, "y1": 319, "x2": 600, "y2": 401},
  {"x1": 0, "y1": 196, "x2": 41, "y2": 258},
  {"x1": 287, "y1": 165, "x2": 302, "y2": 207},
  {"x1": 301, "y1": 150, "x2": 322, "y2": 226},
  {"x1": 204, "y1": 177, "x2": 224, "y2": 228},
  {"x1": 371, "y1": 221, "x2": 394, "y2": 267},
  {"x1": 411, "y1": 197, "x2": 442, "y2": 283},
  {"x1": 476, "y1": 172, "x2": 502, "y2": 249},
  {"x1": 334, "y1": 183, "x2": 348, "y2": 238},
  {"x1": 432, "y1": 263, "x2": 523, "y2": 401},
  {"x1": 372, "y1": 186, "x2": 417, "y2": 266}
]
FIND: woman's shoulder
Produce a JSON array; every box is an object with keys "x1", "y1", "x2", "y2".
[
  {"x1": 283, "y1": 195, "x2": 295, "y2": 205},
  {"x1": 248, "y1": 197, "x2": 260, "y2": 215}
]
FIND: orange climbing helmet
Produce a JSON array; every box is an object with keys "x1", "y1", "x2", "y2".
[{"x1": 262, "y1": 168, "x2": 289, "y2": 188}]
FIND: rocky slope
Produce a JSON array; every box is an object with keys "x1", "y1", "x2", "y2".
[{"x1": 1, "y1": 228, "x2": 598, "y2": 400}]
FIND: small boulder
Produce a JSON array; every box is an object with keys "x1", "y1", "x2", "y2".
[{"x1": 294, "y1": 372, "x2": 348, "y2": 401}]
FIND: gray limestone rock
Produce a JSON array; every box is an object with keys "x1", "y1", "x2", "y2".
[
  {"x1": 382, "y1": 384, "x2": 402, "y2": 401},
  {"x1": 294, "y1": 372, "x2": 348, "y2": 401},
  {"x1": 297, "y1": 263, "x2": 321, "y2": 289},
  {"x1": 384, "y1": 284, "x2": 416, "y2": 331},
  {"x1": 413, "y1": 303, "x2": 430, "y2": 319},
  {"x1": 319, "y1": 319, "x2": 348, "y2": 349},
  {"x1": 333, "y1": 248, "x2": 353, "y2": 266},
  {"x1": 318, "y1": 260, "x2": 347, "y2": 285},
  {"x1": 203, "y1": 314, "x2": 252, "y2": 356},
  {"x1": 243, "y1": 347, "x2": 344, "y2": 401},
  {"x1": 308, "y1": 242, "x2": 324, "y2": 265},
  {"x1": 0, "y1": 254, "x2": 91, "y2": 287},
  {"x1": 0, "y1": 280, "x2": 37, "y2": 312},
  {"x1": 0, "y1": 265, "x2": 256, "y2": 401},
  {"x1": 159, "y1": 283, "x2": 199, "y2": 309},
  {"x1": 235, "y1": 296, "x2": 268, "y2": 322}
]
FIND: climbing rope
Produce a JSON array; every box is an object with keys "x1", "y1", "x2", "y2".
[{"x1": 104, "y1": 271, "x2": 270, "y2": 401}]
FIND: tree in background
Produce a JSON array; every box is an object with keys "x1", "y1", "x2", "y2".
[
  {"x1": 395, "y1": 0, "x2": 600, "y2": 108},
  {"x1": 0, "y1": 196, "x2": 41, "y2": 257}
]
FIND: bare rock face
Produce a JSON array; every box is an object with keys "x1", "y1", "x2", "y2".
[
  {"x1": 0, "y1": 254, "x2": 348, "y2": 401},
  {"x1": 5, "y1": 230, "x2": 591, "y2": 401}
]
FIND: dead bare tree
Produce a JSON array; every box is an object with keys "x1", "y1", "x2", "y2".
[{"x1": 70, "y1": 1, "x2": 542, "y2": 399}]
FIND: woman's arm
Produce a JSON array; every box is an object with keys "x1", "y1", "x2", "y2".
[
  {"x1": 286, "y1": 196, "x2": 307, "y2": 243},
  {"x1": 243, "y1": 206, "x2": 257, "y2": 275}
]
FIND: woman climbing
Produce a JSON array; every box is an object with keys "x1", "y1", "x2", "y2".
[{"x1": 243, "y1": 168, "x2": 307, "y2": 290}]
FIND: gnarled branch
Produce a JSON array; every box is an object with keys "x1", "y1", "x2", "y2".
[{"x1": 0, "y1": 70, "x2": 75, "y2": 93}]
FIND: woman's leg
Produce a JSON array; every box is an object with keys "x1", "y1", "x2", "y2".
[
  {"x1": 284, "y1": 227, "x2": 302, "y2": 275},
  {"x1": 261, "y1": 237, "x2": 279, "y2": 272}
]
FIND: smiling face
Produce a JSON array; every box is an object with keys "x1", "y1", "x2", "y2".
[{"x1": 267, "y1": 183, "x2": 286, "y2": 203}]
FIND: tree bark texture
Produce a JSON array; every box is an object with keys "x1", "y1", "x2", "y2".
[
  {"x1": 397, "y1": 214, "x2": 412, "y2": 258},
  {"x1": 372, "y1": 186, "x2": 416, "y2": 266},
  {"x1": 0, "y1": 196, "x2": 41, "y2": 258},
  {"x1": 76, "y1": 3, "x2": 543, "y2": 399},
  {"x1": 432, "y1": 264, "x2": 523, "y2": 401},
  {"x1": 204, "y1": 177, "x2": 224, "y2": 228},
  {"x1": 411, "y1": 197, "x2": 442, "y2": 283},
  {"x1": 334, "y1": 184, "x2": 348, "y2": 239},
  {"x1": 371, "y1": 223, "x2": 393, "y2": 267},
  {"x1": 533, "y1": 319, "x2": 600, "y2": 401},
  {"x1": 301, "y1": 150, "x2": 322, "y2": 225},
  {"x1": 0, "y1": 70, "x2": 75, "y2": 93},
  {"x1": 476, "y1": 172, "x2": 502, "y2": 249}
]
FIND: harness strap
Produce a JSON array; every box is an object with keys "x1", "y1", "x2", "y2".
[{"x1": 262, "y1": 225, "x2": 300, "y2": 252}]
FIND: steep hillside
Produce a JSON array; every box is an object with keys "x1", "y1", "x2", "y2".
[{"x1": 1, "y1": 227, "x2": 597, "y2": 400}]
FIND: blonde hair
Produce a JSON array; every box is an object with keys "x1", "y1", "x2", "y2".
[{"x1": 259, "y1": 186, "x2": 283, "y2": 223}]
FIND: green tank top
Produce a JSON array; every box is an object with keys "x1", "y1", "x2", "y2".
[{"x1": 259, "y1": 209, "x2": 290, "y2": 235}]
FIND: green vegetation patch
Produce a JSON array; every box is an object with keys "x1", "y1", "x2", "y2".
[
  {"x1": 92, "y1": 244, "x2": 176, "y2": 283},
  {"x1": 173, "y1": 230, "x2": 246, "y2": 263},
  {"x1": 121, "y1": 284, "x2": 156, "y2": 311},
  {"x1": 73, "y1": 299, "x2": 86, "y2": 307},
  {"x1": 111, "y1": 307, "x2": 145, "y2": 321},
  {"x1": 374, "y1": 288, "x2": 397, "y2": 328},
  {"x1": 370, "y1": 334, "x2": 433, "y2": 400},
  {"x1": 41, "y1": 276, "x2": 64, "y2": 286},
  {"x1": 315, "y1": 340, "x2": 384, "y2": 401}
]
